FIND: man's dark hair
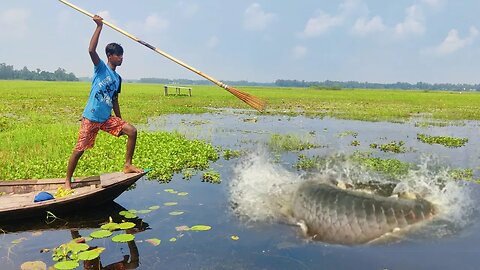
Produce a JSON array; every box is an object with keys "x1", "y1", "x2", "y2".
[{"x1": 105, "y1": 43, "x2": 123, "y2": 56}]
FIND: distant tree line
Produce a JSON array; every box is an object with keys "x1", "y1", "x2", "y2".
[
  {"x1": 139, "y1": 77, "x2": 480, "y2": 91},
  {"x1": 0, "y1": 63, "x2": 78, "y2": 81},
  {"x1": 274, "y1": 79, "x2": 480, "y2": 91},
  {"x1": 138, "y1": 77, "x2": 273, "y2": 87}
]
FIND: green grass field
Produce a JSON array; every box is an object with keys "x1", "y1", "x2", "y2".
[{"x1": 1, "y1": 80, "x2": 479, "y2": 181}]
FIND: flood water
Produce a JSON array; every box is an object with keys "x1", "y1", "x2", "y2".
[{"x1": 1, "y1": 110, "x2": 480, "y2": 269}]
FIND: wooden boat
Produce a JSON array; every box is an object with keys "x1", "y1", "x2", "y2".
[{"x1": 0, "y1": 171, "x2": 147, "y2": 222}]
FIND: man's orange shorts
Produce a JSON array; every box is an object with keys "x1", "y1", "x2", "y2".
[{"x1": 74, "y1": 116, "x2": 127, "y2": 151}]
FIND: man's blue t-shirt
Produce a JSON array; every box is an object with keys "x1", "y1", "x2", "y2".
[{"x1": 82, "y1": 60, "x2": 121, "y2": 122}]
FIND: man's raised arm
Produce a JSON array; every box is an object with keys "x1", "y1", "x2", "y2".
[{"x1": 88, "y1": 15, "x2": 103, "y2": 66}]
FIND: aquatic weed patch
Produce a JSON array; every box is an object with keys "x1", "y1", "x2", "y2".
[
  {"x1": 0, "y1": 129, "x2": 218, "y2": 181},
  {"x1": 417, "y1": 133, "x2": 468, "y2": 148},
  {"x1": 355, "y1": 156, "x2": 412, "y2": 178},
  {"x1": 294, "y1": 153, "x2": 412, "y2": 179},
  {"x1": 370, "y1": 141, "x2": 407, "y2": 153},
  {"x1": 268, "y1": 134, "x2": 322, "y2": 152}
]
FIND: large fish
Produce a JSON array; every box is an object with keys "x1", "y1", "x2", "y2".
[{"x1": 290, "y1": 181, "x2": 436, "y2": 245}]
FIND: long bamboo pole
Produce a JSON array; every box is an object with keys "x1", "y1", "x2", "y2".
[{"x1": 58, "y1": 0, "x2": 266, "y2": 111}]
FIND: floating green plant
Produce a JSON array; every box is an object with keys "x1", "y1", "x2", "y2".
[
  {"x1": 54, "y1": 260, "x2": 79, "y2": 270},
  {"x1": 352, "y1": 153, "x2": 412, "y2": 178},
  {"x1": 202, "y1": 170, "x2": 221, "y2": 184},
  {"x1": 52, "y1": 241, "x2": 91, "y2": 269},
  {"x1": 20, "y1": 261, "x2": 47, "y2": 270},
  {"x1": 370, "y1": 141, "x2": 407, "y2": 153},
  {"x1": 164, "y1": 202, "x2": 178, "y2": 206},
  {"x1": 77, "y1": 247, "x2": 104, "y2": 261},
  {"x1": 448, "y1": 168, "x2": 474, "y2": 181},
  {"x1": 90, "y1": 230, "x2": 112, "y2": 239},
  {"x1": 149, "y1": 205, "x2": 161, "y2": 210},
  {"x1": 101, "y1": 222, "x2": 121, "y2": 231},
  {"x1": 337, "y1": 130, "x2": 358, "y2": 138},
  {"x1": 169, "y1": 211, "x2": 184, "y2": 216},
  {"x1": 145, "y1": 238, "x2": 161, "y2": 246},
  {"x1": 118, "y1": 222, "x2": 136, "y2": 230},
  {"x1": 182, "y1": 168, "x2": 196, "y2": 179},
  {"x1": 119, "y1": 210, "x2": 137, "y2": 219},
  {"x1": 294, "y1": 154, "x2": 328, "y2": 171},
  {"x1": 164, "y1": 189, "x2": 178, "y2": 194},
  {"x1": 417, "y1": 133, "x2": 468, "y2": 148},
  {"x1": 268, "y1": 134, "x2": 321, "y2": 152},
  {"x1": 223, "y1": 149, "x2": 243, "y2": 160},
  {"x1": 190, "y1": 225, "x2": 212, "y2": 231},
  {"x1": 112, "y1": 234, "x2": 135, "y2": 243}
]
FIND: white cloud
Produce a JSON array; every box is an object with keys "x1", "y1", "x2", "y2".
[
  {"x1": 300, "y1": 0, "x2": 366, "y2": 38},
  {"x1": 394, "y1": 5, "x2": 425, "y2": 38},
  {"x1": 352, "y1": 16, "x2": 386, "y2": 36},
  {"x1": 432, "y1": 26, "x2": 479, "y2": 55},
  {"x1": 0, "y1": 8, "x2": 30, "y2": 39},
  {"x1": 243, "y1": 3, "x2": 276, "y2": 31},
  {"x1": 207, "y1": 36, "x2": 219, "y2": 49},
  {"x1": 292, "y1": 45, "x2": 307, "y2": 59},
  {"x1": 302, "y1": 11, "x2": 344, "y2": 37}
]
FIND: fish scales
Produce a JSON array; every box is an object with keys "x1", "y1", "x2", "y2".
[{"x1": 292, "y1": 181, "x2": 435, "y2": 245}]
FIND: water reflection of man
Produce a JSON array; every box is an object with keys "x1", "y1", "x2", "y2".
[{"x1": 71, "y1": 226, "x2": 144, "y2": 270}]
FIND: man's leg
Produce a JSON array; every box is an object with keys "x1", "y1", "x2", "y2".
[
  {"x1": 65, "y1": 150, "x2": 84, "y2": 189},
  {"x1": 120, "y1": 123, "x2": 143, "y2": 173}
]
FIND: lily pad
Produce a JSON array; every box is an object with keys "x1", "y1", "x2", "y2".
[
  {"x1": 77, "y1": 247, "x2": 105, "y2": 261},
  {"x1": 118, "y1": 222, "x2": 136, "y2": 230},
  {"x1": 177, "y1": 192, "x2": 189, "y2": 196},
  {"x1": 20, "y1": 260, "x2": 46, "y2": 270},
  {"x1": 169, "y1": 211, "x2": 184, "y2": 216},
  {"x1": 164, "y1": 188, "x2": 177, "y2": 194},
  {"x1": 90, "y1": 230, "x2": 112, "y2": 239},
  {"x1": 101, "y1": 222, "x2": 120, "y2": 231},
  {"x1": 145, "y1": 238, "x2": 161, "y2": 246},
  {"x1": 169, "y1": 237, "x2": 177, "y2": 242},
  {"x1": 190, "y1": 225, "x2": 212, "y2": 231},
  {"x1": 68, "y1": 242, "x2": 89, "y2": 253},
  {"x1": 121, "y1": 212, "x2": 137, "y2": 219},
  {"x1": 53, "y1": 260, "x2": 79, "y2": 270},
  {"x1": 175, "y1": 225, "x2": 190, "y2": 231},
  {"x1": 230, "y1": 235, "x2": 240, "y2": 241},
  {"x1": 148, "y1": 205, "x2": 160, "y2": 210},
  {"x1": 164, "y1": 202, "x2": 178, "y2": 206},
  {"x1": 112, "y1": 233, "x2": 135, "y2": 243},
  {"x1": 137, "y1": 209, "x2": 152, "y2": 214}
]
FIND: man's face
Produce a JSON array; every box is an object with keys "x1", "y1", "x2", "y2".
[{"x1": 108, "y1": 53, "x2": 123, "y2": 66}]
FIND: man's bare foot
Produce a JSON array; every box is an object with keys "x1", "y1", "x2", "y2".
[
  {"x1": 124, "y1": 164, "x2": 143, "y2": 173},
  {"x1": 65, "y1": 180, "x2": 72, "y2": 190}
]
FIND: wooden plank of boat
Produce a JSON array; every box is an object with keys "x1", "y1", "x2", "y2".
[{"x1": 0, "y1": 171, "x2": 147, "y2": 222}]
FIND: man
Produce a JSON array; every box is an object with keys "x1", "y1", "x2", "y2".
[{"x1": 65, "y1": 15, "x2": 142, "y2": 189}]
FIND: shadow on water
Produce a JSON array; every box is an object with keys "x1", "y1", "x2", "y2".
[
  {"x1": 3, "y1": 111, "x2": 480, "y2": 269},
  {"x1": 0, "y1": 202, "x2": 149, "y2": 270}
]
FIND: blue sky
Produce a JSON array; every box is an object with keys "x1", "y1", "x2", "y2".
[{"x1": 1, "y1": 0, "x2": 479, "y2": 83}]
